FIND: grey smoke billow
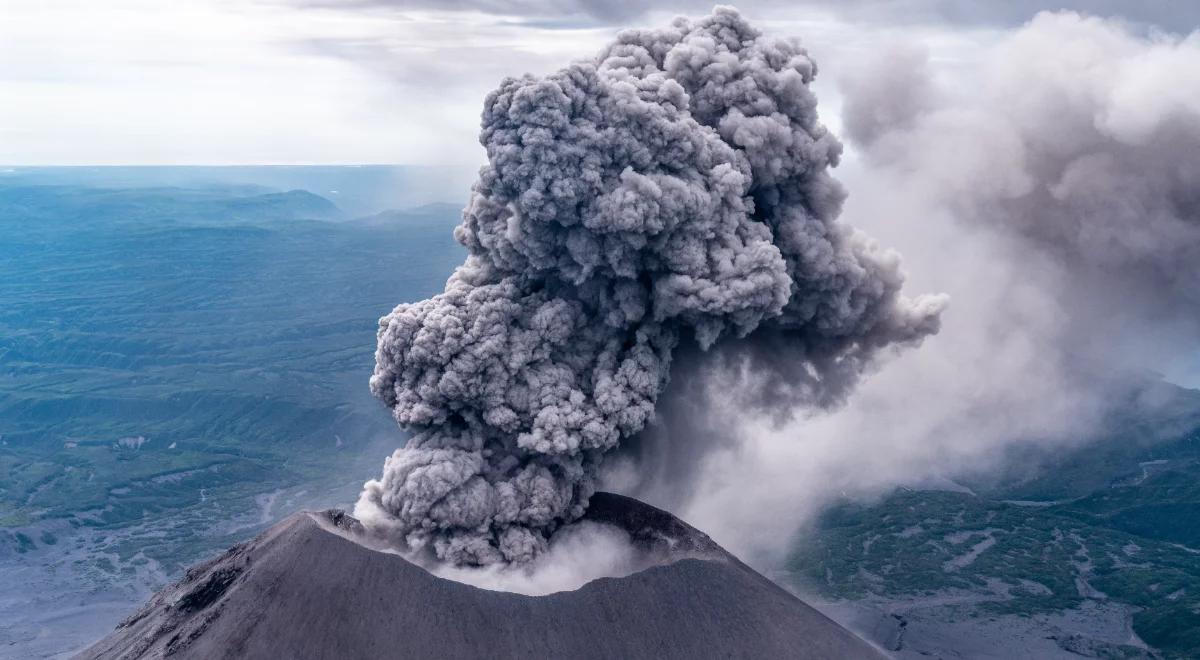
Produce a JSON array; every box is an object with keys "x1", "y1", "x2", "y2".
[
  {"x1": 355, "y1": 6, "x2": 945, "y2": 565},
  {"x1": 617, "y1": 10, "x2": 1200, "y2": 570},
  {"x1": 842, "y1": 12, "x2": 1200, "y2": 333}
]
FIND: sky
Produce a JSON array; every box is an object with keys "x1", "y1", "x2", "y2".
[{"x1": 3, "y1": 0, "x2": 1196, "y2": 167}]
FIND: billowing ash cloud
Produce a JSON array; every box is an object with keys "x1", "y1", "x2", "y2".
[
  {"x1": 842, "y1": 12, "x2": 1200, "y2": 336},
  {"x1": 355, "y1": 6, "x2": 945, "y2": 565},
  {"x1": 653, "y1": 11, "x2": 1200, "y2": 568}
]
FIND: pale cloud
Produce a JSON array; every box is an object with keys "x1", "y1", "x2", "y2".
[
  {"x1": 0, "y1": 0, "x2": 576, "y2": 165},
  {"x1": 294, "y1": 1, "x2": 1200, "y2": 31},
  {"x1": 0, "y1": 1, "x2": 1190, "y2": 165},
  {"x1": 1, "y1": 0, "x2": 392, "y2": 164}
]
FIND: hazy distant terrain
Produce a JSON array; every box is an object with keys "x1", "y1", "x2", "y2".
[
  {"x1": 0, "y1": 168, "x2": 464, "y2": 656},
  {"x1": 789, "y1": 387, "x2": 1200, "y2": 658},
  {"x1": 0, "y1": 165, "x2": 472, "y2": 217}
]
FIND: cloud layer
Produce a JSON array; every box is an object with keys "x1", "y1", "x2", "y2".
[{"x1": 303, "y1": 0, "x2": 1200, "y2": 31}]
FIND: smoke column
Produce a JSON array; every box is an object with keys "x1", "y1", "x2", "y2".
[
  {"x1": 658, "y1": 11, "x2": 1200, "y2": 566},
  {"x1": 841, "y1": 12, "x2": 1200, "y2": 351},
  {"x1": 355, "y1": 6, "x2": 945, "y2": 566}
]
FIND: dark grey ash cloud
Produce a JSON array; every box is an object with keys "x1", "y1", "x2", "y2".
[{"x1": 355, "y1": 6, "x2": 944, "y2": 565}]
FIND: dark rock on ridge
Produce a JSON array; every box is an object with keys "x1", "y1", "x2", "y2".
[{"x1": 77, "y1": 493, "x2": 886, "y2": 659}]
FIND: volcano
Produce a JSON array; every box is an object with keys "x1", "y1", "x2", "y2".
[{"x1": 78, "y1": 493, "x2": 885, "y2": 659}]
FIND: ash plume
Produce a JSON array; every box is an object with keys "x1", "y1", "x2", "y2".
[
  {"x1": 842, "y1": 12, "x2": 1200, "y2": 351},
  {"x1": 663, "y1": 11, "x2": 1200, "y2": 566},
  {"x1": 355, "y1": 6, "x2": 945, "y2": 565}
]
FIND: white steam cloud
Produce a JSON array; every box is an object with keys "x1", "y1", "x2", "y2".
[
  {"x1": 666, "y1": 11, "x2": 1200, "y2": 565},
  {"x1": 423, "y1": 522, "x2": 645, "y2": 595},
  {"x1": 355, "y1": 6, "x2": 944, "y2": 566}
]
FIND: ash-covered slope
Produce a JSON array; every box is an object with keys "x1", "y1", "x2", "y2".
[{"x1": 79, "y1": 493, "x2": 883, "y2": 660}]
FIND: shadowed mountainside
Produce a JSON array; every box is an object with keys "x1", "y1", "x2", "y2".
[{"x1": 79, "y1": 493, "x2": 885, "y2": 660}]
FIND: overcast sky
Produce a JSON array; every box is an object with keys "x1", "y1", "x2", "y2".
[{"x1": 1, "y1": 0, "x2": 1195, "y2": 166}]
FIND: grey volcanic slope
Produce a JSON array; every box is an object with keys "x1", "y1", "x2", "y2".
[{"x1": 79, "y1": 493, "x2": 885, "y2": 660}]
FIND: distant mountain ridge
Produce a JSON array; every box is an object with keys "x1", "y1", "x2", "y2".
[
  {"x1": 352, "y1": 202, "x2": 463, "y2": 227},
  {"x1": 0, "y1": 165, "x2": 474, "y2": 216},
  {"x1": 0, "y1": 184, "x2": 344, "y2": 226}
]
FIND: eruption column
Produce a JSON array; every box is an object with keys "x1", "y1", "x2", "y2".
[{"x1": 356, "y1": 7, "x2": 945, "y2": 565}]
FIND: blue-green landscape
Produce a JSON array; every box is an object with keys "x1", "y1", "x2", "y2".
[
  {"x1": 790, "y1": 385, "x2": 1200, "y2": 659},
  {"x1": 0, "y1": 167, "x2": 464, "y2": 656}
]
